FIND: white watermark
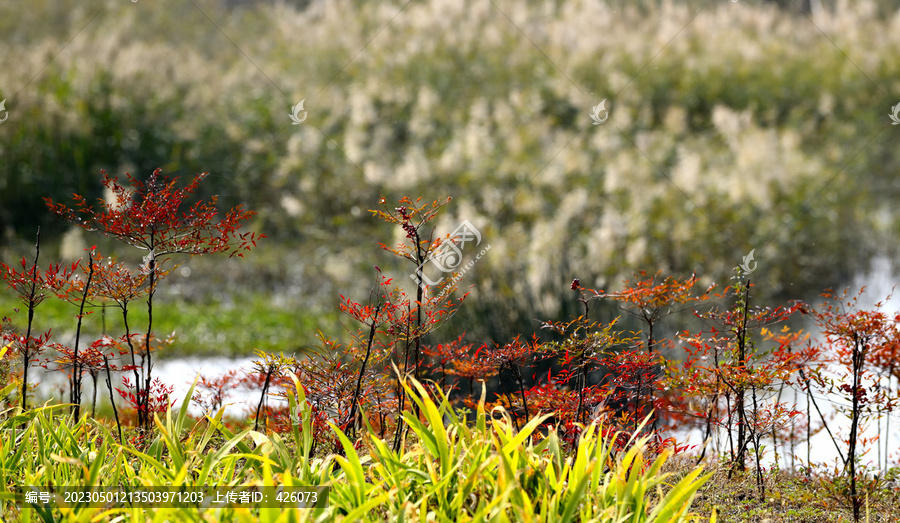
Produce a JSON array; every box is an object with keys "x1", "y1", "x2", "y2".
[
  {"x1": 411, "y1": 220, "x2": 486, "y2": 287},
  {"x1": 738, "y1": 249, "x2": 757, "y2": 275},
  {"x1": 0, "y1": 99, "x2": 8, "y2": 124},
  {"x1": 434, "y1": 244, "x2": 492, "y2": 301},
  {"x1": 590, "y1": 99, "x2": 609, "y2": 125},
  {"x1": 889, "y1": 103, "x2": 900, "y2": 125},
  {"x1": 289, "y1": 99, "x2": 307, "y2": 125}
]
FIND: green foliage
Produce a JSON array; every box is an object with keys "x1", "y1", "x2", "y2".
[
  {"x1": 0, "y1": 289, "x2": 333, "y2": 358},
  {"x1": 0, "y1": 373, "x2": 712, "y2": 522},
  {"x1": 0, "y1": 376, "x2": 336, "y2": 522},
  {"x1": 326, "y1": 375, "x2": 711, "y2": 522}
]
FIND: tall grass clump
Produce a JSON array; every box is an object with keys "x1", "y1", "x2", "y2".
[
  {"x1": 327, "y1": 374, "x2": 712, "y2": 522},
  {"x1": 0, "y1": 376, "x2": 335, "y2": 523}
]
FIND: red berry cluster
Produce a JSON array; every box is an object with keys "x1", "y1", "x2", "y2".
[{"x1": 396, "y1": 207, "x2": 416, "y2": 240}]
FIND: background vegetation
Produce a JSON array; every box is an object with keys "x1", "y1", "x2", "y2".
[{"x1": 2, "y1": 0, "x2": 900, "y2": 351}]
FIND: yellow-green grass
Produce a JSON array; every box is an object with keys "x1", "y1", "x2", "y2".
[{"x1": 1, "y1": 370, "x2": 713, "y2": 522}]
